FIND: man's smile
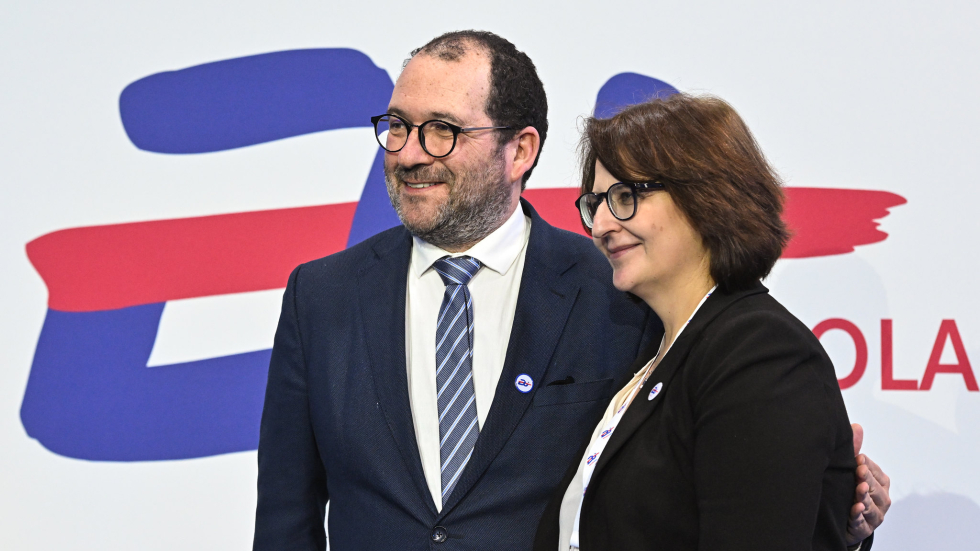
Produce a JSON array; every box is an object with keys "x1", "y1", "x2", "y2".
[{"x1": 405, "y1": 181, "x2": 444, "y2": 189}]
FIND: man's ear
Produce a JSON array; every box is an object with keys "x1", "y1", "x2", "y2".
[{"x1": 507, "y1": 126, "x2": 541, "y2": 184}]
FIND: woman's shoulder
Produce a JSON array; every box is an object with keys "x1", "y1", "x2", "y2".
[
  {"x1": 683, "y1": 288, "x2": 836, "y2": 391},
  {"x1": 683, "y1": 287, "x2": 852, "y2": 448},
  {"x1": 707, "y1": 289, "x2": 820, "y2": 350}
]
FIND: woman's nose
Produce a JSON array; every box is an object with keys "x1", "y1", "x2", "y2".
[{"x1": 590, "y1": 198, "x2": 620, "y2": 238}]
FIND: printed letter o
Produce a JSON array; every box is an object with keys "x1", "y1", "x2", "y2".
[{"x1": 813, "y1": 318, "x2": 868, "y2": 390}]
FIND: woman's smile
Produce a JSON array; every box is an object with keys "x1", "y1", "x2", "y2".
[{"x1": 605, "y1": 241, "x2": 640, "y2": 260}]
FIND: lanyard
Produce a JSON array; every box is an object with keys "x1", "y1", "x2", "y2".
[{"x1": 569, "y1": 286, "x2": 715, "y2": 548}]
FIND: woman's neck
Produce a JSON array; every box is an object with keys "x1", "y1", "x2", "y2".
[{"x1": 638, "y1": 271, "x2": 715, "y2": 352}]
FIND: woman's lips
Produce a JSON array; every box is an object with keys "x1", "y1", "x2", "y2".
[{"x1": 606, "y1": 243, "x2": 639, "y2": 259}]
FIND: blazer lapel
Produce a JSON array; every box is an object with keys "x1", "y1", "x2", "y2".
[
  {"x1": 441, "y1": 201, "x2": 581, "y2": 514},
  {"x1": 589, "y1": 283, "x2": 770, "y2": 482},
  {"x1": 357, "y1": 228, "x2": 437, "y2": 516}
]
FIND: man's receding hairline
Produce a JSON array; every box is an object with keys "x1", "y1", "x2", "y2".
[
  {"x1": 403, "y1": 37, "x2": 489, "y2": 69},
  {"x1": 398, "y1": 43, "x2": 494, "y2": 118}
]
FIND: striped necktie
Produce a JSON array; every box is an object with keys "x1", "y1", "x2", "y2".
[{"x1": 432, "y1": 255, "x2": 482, "y2": 506}]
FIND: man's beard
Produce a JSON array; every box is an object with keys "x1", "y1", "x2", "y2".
[{"x1": 384, "y1": 154, "x2": 513, "y2": 250}]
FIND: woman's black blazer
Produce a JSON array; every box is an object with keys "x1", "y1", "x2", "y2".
[{"x1": 534, "y1": 283, "x2": 857, "y2": 551}]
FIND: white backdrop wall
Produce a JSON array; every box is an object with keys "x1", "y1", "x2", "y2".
[{"x1": 3, "y1": 1, "x2": 979, "y2": 548}]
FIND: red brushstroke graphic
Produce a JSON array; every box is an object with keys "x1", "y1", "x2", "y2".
[
  {"x1": 781, "y1": 188, "x2": 906, "y2": 258},
  {"x1": 527, "y1": 187, "x2": 906, "y2": 259},
  {"x1": 26, "y1": 187, "x2": 904, "y2": 313},
  {"x1": 523, "y1": 188, "x2": 584, "y2": 235},
  {"x1": 27, "y1": 203, "x2": 357, "y2": 312}
]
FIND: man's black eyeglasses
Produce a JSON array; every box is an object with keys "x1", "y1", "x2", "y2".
[
  {"x1": 576, "y1": 182, "x2": 666, "y2": 233},
  {"x1": 371, "y1": 114, "x2": 511, "y2": 158}
]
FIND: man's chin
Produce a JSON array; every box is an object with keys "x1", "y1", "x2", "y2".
[{"x1": 397, "y1": 205, "x2": 444, "y2": 236}]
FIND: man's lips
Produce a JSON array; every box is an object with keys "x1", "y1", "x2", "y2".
[{"x1": 403, "y1": 181, "x2": 444, "y2": 190}]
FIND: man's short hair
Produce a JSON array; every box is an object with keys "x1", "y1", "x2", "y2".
[
  {"x1": 579, "y1": 93, "x2": 789, "y2": 292},
  {"x1": 410, "y1": 30, "x2": 548, "y2": 189}
]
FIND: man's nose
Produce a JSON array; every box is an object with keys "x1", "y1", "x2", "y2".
[{"x1": 395, "y1": 128, "x2": 435, "y2": 167}]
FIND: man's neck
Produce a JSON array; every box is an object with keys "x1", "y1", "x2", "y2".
[
  {"x1": 410, "y1": 201, "x2": 529, "y2": 279},
  {"x1": 433, "y1": 197, "x2": 522, "y2": 253}
]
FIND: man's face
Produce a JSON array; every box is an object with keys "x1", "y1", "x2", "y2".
[{"x1": 383, "y1": 50, "x2": 517, "y2": 251}]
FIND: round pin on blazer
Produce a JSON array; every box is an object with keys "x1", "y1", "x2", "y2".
[
  {"x1": 647, "y1": 382, "x2": 663, "y2": 401},
  {"x1": 515, "y1": 374, "x2": 534, "y2": 393}
]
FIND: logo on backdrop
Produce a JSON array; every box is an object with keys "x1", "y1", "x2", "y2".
[{"x1": 20, "y1": 49, "x2": 907, "y2": 461}]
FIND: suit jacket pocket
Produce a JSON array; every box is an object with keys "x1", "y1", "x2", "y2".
[{"x1": 533, "y1": 378, "x2": 613, "y2": 407}]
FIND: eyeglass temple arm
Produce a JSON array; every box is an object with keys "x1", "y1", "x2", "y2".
[{"x1": 459, "y1": 125, "x2": 511, "y2": 132}]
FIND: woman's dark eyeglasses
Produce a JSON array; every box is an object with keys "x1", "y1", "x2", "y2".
[
  {"x1": 371, "y1": 114, "x2": 511, "y2": 158},
  {"x1": 576, "y1": 182, "x2": 666, "y2": 233}
]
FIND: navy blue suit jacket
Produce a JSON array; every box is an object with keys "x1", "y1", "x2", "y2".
[{"x1": 253, "y1": 200, "x2": 657, "y2": 550}]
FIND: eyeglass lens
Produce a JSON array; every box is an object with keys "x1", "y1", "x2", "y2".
[
  {"x1": 580, "y1": 183, "x2": 638, "y2": 229},
  {"x1": 375, "y1": 115, "x2": 457, "y2": 157}
]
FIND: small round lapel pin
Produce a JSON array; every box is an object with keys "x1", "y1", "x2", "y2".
[
  {"x1": 647, "y1": 382, "x2": 663, "y2": 401},
  {"x1": 515, "y1": 374, "x2": 534, "y2": 393}
]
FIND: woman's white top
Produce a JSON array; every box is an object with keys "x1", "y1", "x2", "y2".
[{"x1": 559, "y1": 287, "x2": 716, "y2": 550}]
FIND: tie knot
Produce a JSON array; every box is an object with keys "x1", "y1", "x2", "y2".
[{"x1": 433, "y1": 256, "x2": 482, "y2": 287}]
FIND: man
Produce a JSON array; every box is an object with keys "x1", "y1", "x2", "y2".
[{"x1": 253, "y1": 31, "x2": 889, "y2": 550}]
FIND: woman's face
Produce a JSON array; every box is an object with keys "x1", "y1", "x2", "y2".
[{"x1": 591, "y1": 160, "x2": 710, "y2": 300}]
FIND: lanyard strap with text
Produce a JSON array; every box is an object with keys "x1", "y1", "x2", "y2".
[{"x1": 569, "y1": 286, "x2": 716, "y2": 548}]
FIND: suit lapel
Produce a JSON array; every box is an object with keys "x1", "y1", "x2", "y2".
[
  {"x1": 357, "y1": 228, "x2": 437, "y2": 517},
  {"x1": 589, "y1": 283, "x2": 769, "y2": 482},
  {"x1": 441, "y1": 201, "x2": 581, "y2": 514}
]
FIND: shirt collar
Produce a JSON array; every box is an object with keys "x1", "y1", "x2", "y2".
[{"x1": 411, "y1": 204, "x2": 528, "y2": 278}]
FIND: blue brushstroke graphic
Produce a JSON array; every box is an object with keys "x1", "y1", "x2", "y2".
[
  {"x1": 25, "y1": 60, "x2": 678, "y2": 461},
  {"x1": 347, "y1": 149, "x2": 400, "y2": 247},
  {"x1": 120, "y1": 49, "x2": 393, "y2": 153},
  {"x1": 594, "y1": 72, "x2": 679, "y2": 119},
  {"x1": 21, "y1": 305, "x2": 270, "y2": 461}
]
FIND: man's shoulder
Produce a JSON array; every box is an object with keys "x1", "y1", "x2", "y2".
[
  {"x1": 293, "y1": 225, "x2": 410, "y2": 281},
  {"x1": 527, "y1": 219, "x2": 648, "y2": 324},
  {"x1": 539, "y1": 223, "x2": 597, "y2": 251},
  {"x1": 528, "y1": 221, "x2": 613, "y2": 280}
]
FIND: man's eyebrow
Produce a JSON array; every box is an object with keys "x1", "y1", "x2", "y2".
[
  {"x1": 386, "y1": 107, "x2": 409, "y2": 121},
  {"x1": 429, "y1": 111, "x2": 464, "y2": 125},
  {"x1": 387, "y1": 107, "x2": 465, "y2": 126}
]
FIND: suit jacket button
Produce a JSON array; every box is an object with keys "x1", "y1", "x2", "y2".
[{"x1": 431, "y1": 526, "x2": 448, "y2": 543}]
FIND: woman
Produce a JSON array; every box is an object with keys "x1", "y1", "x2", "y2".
[{"x1": 534, "y1": 94, "x2": 857, "y2": 550}]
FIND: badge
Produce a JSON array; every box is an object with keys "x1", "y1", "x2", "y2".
[
  {"x1": 515, "y1": 374, "x2": 534, "y2": 393},
  {"x1": 647, "y1": 382, "x2": 663, "y2": 401}
]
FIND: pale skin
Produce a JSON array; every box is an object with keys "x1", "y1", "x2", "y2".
[
  {"x1": 851, "y1": 424, "x2": 893, "y2": 542},
  {"x1": 385, "y1": 49, "x2": 539, "y2": 252},
  {"x1": 589, "y1": 160, "x2": 714, "y2": 356},
  {"x1": 590, "y1": 159, "x2": 887, "y2": 545}
]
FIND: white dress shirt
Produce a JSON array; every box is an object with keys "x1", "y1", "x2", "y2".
[{"x1": 405, "y1": 206, "x2": 531, "y2": 511}]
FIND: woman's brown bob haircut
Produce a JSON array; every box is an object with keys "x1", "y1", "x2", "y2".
[{"x1": 580, "y1": 93, "x2": 789, "y2": 293}]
